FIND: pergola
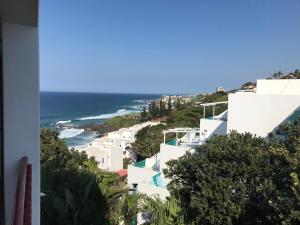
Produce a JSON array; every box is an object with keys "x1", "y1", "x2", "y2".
[
  {"x1": 200, "y1": 101, "x2": 228, "y2": 119},
  {"x1": 162, "y1": 128, "x2": 200, "y2": 145}
]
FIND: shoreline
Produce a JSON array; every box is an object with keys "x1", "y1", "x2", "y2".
[
  {"x1": 48, "y1": 95, "x2": 162, "y2": 149},
  {"x1": 71, "y1": 117, "x2": 164, "y2": 151},
  {"x1": 65, "y1": 111, "x2": 148, "y2": 149}
]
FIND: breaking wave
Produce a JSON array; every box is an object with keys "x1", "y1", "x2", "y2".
[
  {"x1": 59, "y1": 128, "x2": 85, "y2": 139},
  {"x1": 133, "y1": 99, "x2": 147, "y2": 103},
  {"x1": 56, "y1": 120, "x2": 72, "y2": 125},
  {"x1": 76, "y1": 109, "x2": 132, "y2": 121}
]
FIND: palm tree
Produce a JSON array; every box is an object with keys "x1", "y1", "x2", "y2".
[
  {"x1": 84, "y1": 158, "x2": 127, "y2": 199},
  {"x1": 84, "y1": 159, "x2": 129, "y2": 222},
  {"x1": 141, "y1": 196, "x2": 186, "y2": 225},
  {"x1": 272, "y1": 71, "x2": 283, "y2": 79},
  {"x1": 41, "y1": 167, "x2": 108, "y2": 225},
  {"x1": 110, "y1": 192, "x2": 144, "y2": 225}
]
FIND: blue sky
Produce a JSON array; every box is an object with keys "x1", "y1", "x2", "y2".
[{"x1": 40, "y1": 0, "x2": 300, "y2": 94}]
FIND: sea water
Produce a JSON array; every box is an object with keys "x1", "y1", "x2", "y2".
[{"x1": 40, "y1": 92, "x2": 160, "y2": 147}]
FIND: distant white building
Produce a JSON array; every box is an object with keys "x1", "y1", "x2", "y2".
[
  {"x1": 79, "y1": 121, "x2": 160, "y2": 172},
  {"x1": 241, "y1": 82, "x2": 256, "y2": 91},
  {"x1": 160, "y1": 95, "x2": 194, "y2": 109},
  {"x1": 128, "y1": 79, "x2": 300, "y2": 199},
  {"x1": 80, "y1": 145, "x2": 123, "y2": 171},
  {"x1": 216, "y1": 86, "x2": 225, "y2": 92}
]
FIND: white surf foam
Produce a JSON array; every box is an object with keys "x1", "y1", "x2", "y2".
[
  {"x1": 76, "y1": 109, "x2": 132, "y2": 121},
  {"x1": 133, "y1": 99, "x2": 147, "y2": 103},
  {"x1": 59, "y1": 128, "x2": 85, "y2": 139},
  {"x1": 56, "y1": 120, "x2": 72, "y2": 125}
]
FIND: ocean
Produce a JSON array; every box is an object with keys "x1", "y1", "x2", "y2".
[{"x1": 40, "y1": 92, "x2": 160, "y2": 147}]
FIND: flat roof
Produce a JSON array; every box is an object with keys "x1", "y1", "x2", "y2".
[{"x1": 163, "y1": 128, "x2": 199, "y2": 134}]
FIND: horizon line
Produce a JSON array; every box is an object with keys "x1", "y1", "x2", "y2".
[{"x1": 40, "y1": 90, "x2": 199, "y2": 96}]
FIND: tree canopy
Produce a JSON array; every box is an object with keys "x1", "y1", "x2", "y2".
[
  {"x1": 41, "y1": 129, "x2": 127, "y2": 225},
  {"x1": 131, "y1": 124, "x2": 168, "y2": 159},
  {"x1": 164, "y1": 118, "x2": 300, "y2": 225}
]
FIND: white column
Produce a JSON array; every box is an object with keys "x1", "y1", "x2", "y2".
[{"x1": 2, "y1": 22, "x2": 40, "y2": 225}]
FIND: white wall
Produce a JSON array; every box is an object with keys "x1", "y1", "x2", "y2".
[
  {"x1": 109, "y1": 147, "x2": 123, "y2": 171},
  {"x1": 256, "y1": 79, "x2": 300, "y2": 95},
  {"x1": 128, "y1": 165, "x2": 170, "y2": 200},
  {"x1": 2, "y1": 22, "x2": 40, "y2": 225},
  {"x1": 159, "y1": 143, "x2": 191, "y2": 172},
  {"x1": 127, "y1": 165, "x2": 158, "y2": 185},
  {"x1": 145, "y1": 153, "x2": 159, "y2": 170},
  {"x1": 200, "y1": 119, "x2": 227, "y2": 139},
  {"x1": 227, "y1": 93, "x2": 300, "y2": 137},
  {"x1": 94, "y1": 151, "x2": 109, "y2": 170}
]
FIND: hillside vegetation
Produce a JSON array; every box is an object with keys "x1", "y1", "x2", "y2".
[
  {"x1": 81, "y1": 114, "x2": 141, "y2": 136},
  {"x1": 132, "y1": 91, "x2": 228, "y2": 159}
]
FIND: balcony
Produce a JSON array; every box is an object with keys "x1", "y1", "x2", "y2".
[
  {"x1": 134, "y1": 160, "x2": 146, "y2": 168},
  {"x1": 163, "y1": 128, "x2": 202, "y2": 149}
]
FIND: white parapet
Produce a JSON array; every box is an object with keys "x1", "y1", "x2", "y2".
[
  {"x1": 159, "y1": 143, "x2": 192, "y2": 172},
  {"x1": 256, "y1": 79, "x2": 300, "y2": 95},
  {"x1": 127, "y1": 165, "x2": 158, "y2": 186},
  {"x1": 227, "y1": 92, "x2": 300, "y2": 137},
  {"x1": 200, "y1": 118, "x2": 227, "y2": 139}
]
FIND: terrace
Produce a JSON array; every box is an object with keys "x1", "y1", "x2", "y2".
[{"x1": 163, "y1": 128, "x2": 202, "y2": 148}]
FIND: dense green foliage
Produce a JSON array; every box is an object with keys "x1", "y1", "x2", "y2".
[
  {"x1": 164, "y1": 119, "x2": 300, "y2": 225},
  {"x1": 142, "y1": 196, "x2": 187, "y2": 225},
  {"x1": 41, "y1": 129, "x2": 89, "y2": 169},
  {"x1": 123, "y1": 157, "x2": 132, "y2": 169},
  {"x1": 168, "y1": 92, "x2": 227, "y2": 128},
  {"x1": 147, "y1": 98, "x2": 170, "y2": 120},
  {"x1": 131, "y1": 124, "x2": 168, "y2": 159},
  {"x1": 167, "y1": 106, "x2": 202, "y2": 127},
  {"x1": 104, "y1": 115, "x2": 140, "y2": 129},
  {"x1": 81, "y1": 114, "x2": 140, "y2": 135},
  {"x1": 111, "y1": 192, "x2": 144, "y2": 225},
  {"x1": 141, "y1": 107, "x2": 148, "y2": 122},
  {"x1": 195, "y1": 91, "x2": 228, "y2": 103},
  {"x1": 41, "y1": 129, "x2": 127, "y2": 225}
]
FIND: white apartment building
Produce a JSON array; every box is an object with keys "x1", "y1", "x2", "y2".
[
  {"x1": 79, "y1": 121, "x2": 160, "y2": 172},
  {"x1": 128, "y1": 79, "x2": 300, "y2": 200}
]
